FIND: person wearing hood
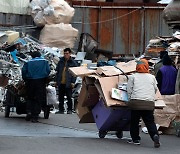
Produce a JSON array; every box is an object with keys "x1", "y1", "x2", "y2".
[
  {"x1": 154, "y1": 50, "x2": 168, "y2": 76},
  {"x1": 156, "y1": 54, "x2": 177, "y2": 95},
  {"x1": 127, "y1": 59, "x2": 160, "y2": 148}
]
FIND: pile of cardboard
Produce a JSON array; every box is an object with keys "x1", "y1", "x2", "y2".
[
  {"x1": 145, "y1": 31, "x2": 180, "y2": 60},
  {"x1": 69, "y1": 61, "x2": 166, "y2": 123},
  {"x1": 146, "y1": 38, "x2": 166, "y2": 54},
  {"x1": 155, "y1": 94, "x2": 180, "y2": 134}
]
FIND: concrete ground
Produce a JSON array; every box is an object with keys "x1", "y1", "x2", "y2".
[{"x1": 0, "y1": 111, "x2": 179, "y2": 154}]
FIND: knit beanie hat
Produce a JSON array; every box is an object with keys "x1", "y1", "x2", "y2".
[{"x1": 136, "y1": 59, "x2": 149, "y2": 73}]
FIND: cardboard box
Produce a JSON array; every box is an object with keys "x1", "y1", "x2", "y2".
[
  {"x1": 96, "y1": 60, "x2": 136, "y2": 77},
  {"x1": 96, "y1": 66, "x2": 121, "y2": 76},
  {"x1": 76, "y1": 102, "x2": 94, "y2": 123},
  {"x1": 78, "y1": 81, "x2": 99, "y2": 107},
  {"x1": 69, "y1": 66, "x2": 95, "y2": 77},
  {"x1": 76, "y1": 75, "x2": 100, "y2": 123},
  {"x1": 154, "y1": 89, "x2": 165, "y2": 109},
  {"x1": 116, "y1": 60, "x2": 137, "y2": 74},
  {"x1": 84, "y1": 75, "x2": 97, "y2": 85},
  {"x1": 95, "y1": 76, "x2": 127, "y2": 107},
  {"x1": 5, "y1": 31, "x2": 19, "y2": 44}
]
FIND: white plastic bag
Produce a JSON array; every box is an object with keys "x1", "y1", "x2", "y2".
[
  {"x1": 44, "y1": 5, "x2": 54, "y2": 16},
  {"x1": 46, "y1": 85, "x2": 57, "y2": 105},
  {"x1": 34, "y1": 11, "x2": 46, "y2": 27}
]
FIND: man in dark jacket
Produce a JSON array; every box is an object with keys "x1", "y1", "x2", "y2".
[
  {"x1": 156, "y1": 54, "x2": 177, "y2": 95},
  {"x1": 55, "y1": 48, "x2": 77, "y2": 114},
  {"x1": 22, "y1": 51, "x2": 50, "y2": 122}
]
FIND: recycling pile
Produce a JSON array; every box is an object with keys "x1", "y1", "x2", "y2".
[
  {"x1": 0, "y1": 31, "x2": 64, "y2": 105},
  {"x1": 145, "y1": 31, "x2": 180, "y2": 68}
]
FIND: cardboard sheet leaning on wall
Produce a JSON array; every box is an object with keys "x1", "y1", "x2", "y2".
[{"x1": 39, "y1": 23, "x2": 78, "y2": 49}]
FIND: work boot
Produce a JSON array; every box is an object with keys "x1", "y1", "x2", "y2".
[{"x1": 153, "y1": 134, "x2": 160, "y2": 148}]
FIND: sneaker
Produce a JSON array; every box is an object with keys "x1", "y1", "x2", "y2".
[
  {"x1": 153, "y1": 135, "x2": 160, "y2": 148},
  {"x1": 55, "y1": 110, "x2": 64, "y2": 114},
  {"x1": 127, "y1": 139, "x2": 140, "y2": 145},
  {"x1": 67, "y1": 110, "x2": 72, "y2": 114}
]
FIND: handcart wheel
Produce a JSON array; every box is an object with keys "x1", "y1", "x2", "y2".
[
  {"x1": 116, "y1": 131, "x2": 123, "y2": 139},
  {"x1": 5, "y1": 106, "x2": 10, "y2": 118},
  {"x1": 44, "y1": 106, "x2": 50, "y2": 119},
  {"x1": 98, "y1": 131, "x2": 107, "y2": 138}
]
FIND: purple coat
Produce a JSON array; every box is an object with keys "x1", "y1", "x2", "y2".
[{"x1": 157, "y1": 65, "x2": 177, "y2": 95}]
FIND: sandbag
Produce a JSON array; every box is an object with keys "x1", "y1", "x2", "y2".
[{"x1": 39, "y1": 23, "x2": 78, "y2": 48}]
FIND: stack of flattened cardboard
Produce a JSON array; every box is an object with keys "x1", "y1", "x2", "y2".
[
  {"x1": 96, "y1": 60, "x2": 137, "y2": 77},
  {"x1": 69, "y1": 66, "x2": 96, "y2": 77}
]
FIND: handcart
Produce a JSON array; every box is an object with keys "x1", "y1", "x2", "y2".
[
  {"x1": 3, "y1": 83, "x2": 52, "y2": 119},
  {"x1": 92, "y1": 99, "x2": 131, "y2": 138}
]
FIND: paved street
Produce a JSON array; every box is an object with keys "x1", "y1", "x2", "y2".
[{"x1": 0, "y1": 111, "x2": 179, "y2": 154}]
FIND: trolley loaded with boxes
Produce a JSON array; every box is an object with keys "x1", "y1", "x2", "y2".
[{"x1": 74, "y1": 74, "x2": 131, "y2": 139}]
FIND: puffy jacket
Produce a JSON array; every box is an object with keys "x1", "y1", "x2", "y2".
[
  {"x1": 56, "y1": 57, "x2": 77, "y2": 88},
  {"x1": 22, "y1": 57, "x2": 50, "y2": 80},
  {"x1": 127, "y1": 73, "x2": 158, "y2": 110}
]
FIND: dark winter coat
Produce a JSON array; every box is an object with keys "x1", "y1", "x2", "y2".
[{"x1": 56, "y1": 57, "x2": 77, "y2": 88}]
